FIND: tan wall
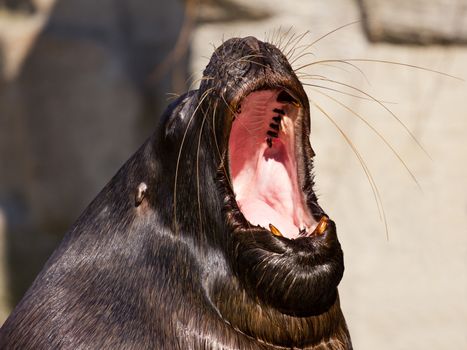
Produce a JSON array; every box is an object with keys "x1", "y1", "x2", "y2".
[{"x1": 191, "y1": 0, "x2": 467, "y2": 349}]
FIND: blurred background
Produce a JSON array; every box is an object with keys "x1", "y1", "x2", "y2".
[{"x1": 0, "y1": 0, "x2": 466, "y2": 349}]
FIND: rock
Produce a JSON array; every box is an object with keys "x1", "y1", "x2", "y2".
[{"x1": 359, "y1": 0, "x2": 467, "y2": 44}]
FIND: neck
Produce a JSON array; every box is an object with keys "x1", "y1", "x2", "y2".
[{"x1": 209, "y1": 277, "x2": 351, "y2": 349}]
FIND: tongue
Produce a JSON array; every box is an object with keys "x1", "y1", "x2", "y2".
[{"x1": 235, "y1": 142, "x2": 303, "y2": 238}]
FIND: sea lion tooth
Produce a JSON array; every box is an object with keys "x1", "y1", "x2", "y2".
[
  {"x1": 314, "y1": 216, "x2": 328, "y2": 235},
  {"x1": 272, "y1": 116, "x2": 282, "y2": 123},
  {"x1": 273, "y1": 108, "x2": 285, "y2": 115},
  {"x1": 269, "y1": 123, "x2": 279, "y2": 131},
  {"x1": 269, "y1": 223, "x2": 283, "y2": 237},
  {"x1": 135, "y1": 182, "x2": 148, "y2": 207},
  {"x1": 266, "y1": 130, "x2": 278, "y2": 138}
]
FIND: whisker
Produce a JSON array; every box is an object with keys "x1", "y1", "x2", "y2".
[
  {"x1": 188, "y1": 75, "x2": 214, "y2": 91},
  {"x1": 212, "y1": 101, "x2": 233, "y2": 192},
  {"x1": 303, "y1": 82, "x2": 393, "y2": 103},
  {"x1": 219, "y1": 95, "x2": 259, "y2": 137},
  {"x1": 220, "y1": 94, "x2": 237, "y2": 118},
  {"x1": 263, "y1": 30, "x2": 270, "y2": 44},
  {"x1": 272, "y1": 26, "x2": 283, "y2": 47},
  {"x1": 294, "y1": 59, "x2": 371, "y2": 84},
  {"x1": 196, "y1": 105, "x2": 210, "y2": 237},
  {"x1": 342, "y1": 58, "x2": 464, "y2": 81},
  {"x1": 210, "y1": 102, "x2": 234, "y2": 191},
  {"x1": 290, "y1": 51, "x2": 317, "y2": 65},
  {"x1": 174, "y1": 87, "x2": 214, "y2": 234},
  {"x1": 276, "y1": 26, "x2": 294, "y2": 51},
  {"x1": 273, "y1": 27, "x2": 285, "y2": 50},
  {"x1": 289, "y1": 21, "x2": 360, "y2": 64},
  {"x1": 313, "y1": 89, "x2": 421, "y2": 190},
  {"x1": 314, "y1": 102, "x2": 389, "y2": 239},
  {"x1": 279, "y1": 27, "x2": 298, "y2": 52},
  {"x1": 284, "y1": 30, "x2": 311, "y2": 59},
  {"x1": 166, "y1": 93, "x2": 181, "y2": 102},
  {"x1": 307, "y1": 77, "x2": 430, "y2": 158}
]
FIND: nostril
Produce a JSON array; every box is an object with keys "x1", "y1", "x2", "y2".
[{"x1": 244, "y1": 36, "x2": 261, "y2": 53}]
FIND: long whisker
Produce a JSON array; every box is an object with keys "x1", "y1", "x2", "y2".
[
  {"x1": 189, "y1": 77, "x2": 214, "y2": 91},
  {"x1": 275, "y1": 27, "x2": 290, "y2": 51},
  {"x1": 279, "y1": 28, "x2": 298, "y2": 52},
  {"x1": 219, "y1": 95, "x2": 261, "y2": 137},
  {"x1": 220, "y1": 94, "x2": 237, "y2": 118},
  {"x1": 166, "y1": 93, "x2": 181, "y2": 101},
  {"x1": 294, "y1": 59, "x2": 371, "y2": 84},
  {"x1": 313, "y1": 89, "x2": 421, "y2": 190},
  {"x1": 314, "y1": 102, "x2": 389, "y2": 239},
  {"x1": 272, "y1": 26, "x2": 283, "y2": 47},
  {"x1": 289, "y1": 21, "x2": 360, "y2": 64},
  {"x1": 303, "y1": 82, "x2": 393, "y2": 103},
  {"x1": 196, "y1": 105, "x2": 210, "y2": 237},
  {"x1": 210, "y1": 101, "x2": 233, "y2": 191},
  {"x1": 284, "y1": 30, "x2": 311, "y2": 59},
  {"x1": 263, "y1": 29, "x2": 271, "y2": 44},
  {"x1": 342, "y1": 58, "x2": 464, "y2": 81},
  {"x1": 173, "y1": 87, "x2": 214, "y2": 234},
  {"x1": 289, "y1": 51, "x2": 317, "y2": 65},
  {"x1": 300, "y1": 73, "x2": 393, "y2": 102},
  {"x1": 305, "y1": 78, "x2": 430, "y2": 158}
]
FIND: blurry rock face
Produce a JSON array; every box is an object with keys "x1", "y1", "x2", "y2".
[
  {"x1": 360, "y1": 0, "x2": 467, "y2": 44},
  {"x1": 0, "y1": 0, "x2": 36, "y2": 13},
  {"x1": 0, "y1": 0, "x2": 188, "y2": 313}
]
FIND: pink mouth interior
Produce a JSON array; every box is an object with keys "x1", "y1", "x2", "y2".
[{"x1": 228, "y1": 90, "x2": 318, "y2": 239}]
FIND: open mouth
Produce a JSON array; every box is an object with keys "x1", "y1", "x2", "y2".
[{"x1": 228, "y1": 89, "x2": 328, "y2": 240}]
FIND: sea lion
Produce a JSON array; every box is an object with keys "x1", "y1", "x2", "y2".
[{"x1": 0, "y1": 36, "x2": 352, "y2": 349}]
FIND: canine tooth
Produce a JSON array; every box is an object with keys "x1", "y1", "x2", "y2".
[
  {"x1": 315, "y1": 216, "x2": 328, "y2": 235},
  {"x1": 269, "y1": 224, "x2": 283, "y2": 237}
]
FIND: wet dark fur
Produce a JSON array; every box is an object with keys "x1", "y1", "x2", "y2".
[{"x1": 0, "y1": 37, "x2": 352, "y2": 349}]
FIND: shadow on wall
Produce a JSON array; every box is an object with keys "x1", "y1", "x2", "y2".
[
  {"x1": 0, "y1": 0, "x2": 36, "y2": 13},
  {"x1": 0, "y1": 0, "x2": 274, "y2": 323},
  {"x1": 0, "y1": 0, "x2": 190, "y2": 320}
]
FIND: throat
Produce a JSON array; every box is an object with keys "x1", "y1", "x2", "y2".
[{"x1": 210, "y1": 278, "x2": 350, "y2": 349}]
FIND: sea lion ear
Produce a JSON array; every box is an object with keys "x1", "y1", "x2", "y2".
[{"x1": 161, "y1": 90, "x2": 198, "y2": 141}]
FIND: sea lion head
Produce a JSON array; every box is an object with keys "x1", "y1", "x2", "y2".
[{"x1": 157, "y1": 35, "x2": 344, "y2": 321}]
